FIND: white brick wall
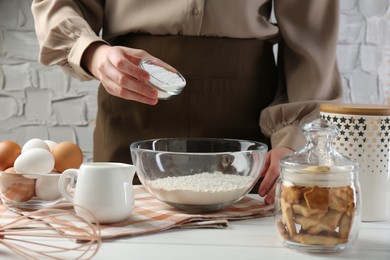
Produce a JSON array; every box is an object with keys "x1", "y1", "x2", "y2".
[
  {"x1": 0, "y1": 0, "x2": 389, "y2": 161},
  {"x1": 339, "y1": 0, "x2": 390, "y2": 103},
  {"x1": 0, "y1": 0, "x2": 97, "y2": 161}
]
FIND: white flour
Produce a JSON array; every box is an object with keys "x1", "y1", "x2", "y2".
[
  {"x1": 146, "y1": 172, "x2": 254, "y2": 205},
  {"x1": 143, "y1": 63, "x2": 185, "y2": 95}
]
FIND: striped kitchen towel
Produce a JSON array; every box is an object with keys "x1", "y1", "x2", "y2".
[{"x1": 1, "y1": 185, "x2": 274, "y2": 240}]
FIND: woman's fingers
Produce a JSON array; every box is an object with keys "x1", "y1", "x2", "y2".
[
  {"x1": 108, "y1": 46, "x2": 150, "y2": 83},
  {"x1": 83, "y1": 43, "x2": 159, "y2": 104},
  {"x1": 258, "y1": 147, "x2": 294, "y2": 204},
  {"x1": 99, "y1": 61, "x2": 158, "y2": 104},
  {"x1": 258, "y1": 156, "x2": 279, "y2": 197},
  {"x1": 264, "y1": 182, "x2": 277, "y2": 205},
  {"x1": 103, "y1": 77, "x2": 158, "y2": 105},
  {"x1": 102, "y1": 48, "x2": 159, "y2": 103}
]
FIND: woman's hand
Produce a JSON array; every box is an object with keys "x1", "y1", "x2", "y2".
[
  {"x1": 82, "y1": 42, "x2": 159, "y2": 105},
  {"x1": 258, "y1": 146, "x2": 294, "y2": 205}
]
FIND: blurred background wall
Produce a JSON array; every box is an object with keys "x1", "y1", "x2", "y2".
[{"x1": 0, "y1": 0, "x2": 389, "y2": 161}]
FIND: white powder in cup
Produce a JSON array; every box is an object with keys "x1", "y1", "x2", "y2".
[
  {"x1": 142, "y1": 62, "x2": 186, "y2": 99},
  {"x1": 146, "y1": 172, "x2": 254, "y2": 205}
]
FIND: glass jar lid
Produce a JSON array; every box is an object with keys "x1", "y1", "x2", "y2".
[{"x1": 280, "y1": 119, "x2": 359, "y2": 186}]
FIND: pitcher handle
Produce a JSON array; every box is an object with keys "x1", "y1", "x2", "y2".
[{"x1": 58, "y1": 168, "x2": 78, "y2": 203}]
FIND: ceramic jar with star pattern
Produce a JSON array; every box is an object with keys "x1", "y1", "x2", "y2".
[{"x1": 320, "y1": 103, "x2": 390, "y2": 221}]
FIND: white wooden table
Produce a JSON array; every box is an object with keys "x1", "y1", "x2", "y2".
[
  {"x1": 1, "y1": 196, "x2": 389, "y2": 260},
  {"x1": 92, "y1": 193, "x2": 390, "y2": 260},
  {"x1": 92, "y1": 216, "x2": 390, "y2": 260}
]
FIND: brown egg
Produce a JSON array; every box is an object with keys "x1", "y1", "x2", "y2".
[
  {"x1": 0, "y1": 167, "x2": 35, "y2": 202},
  {"x1": 52, "y1": 142, "x2": 83, "y2": 173},
  {"x1": 0, "y1": 140, "x2": 21, "y2": 171}
]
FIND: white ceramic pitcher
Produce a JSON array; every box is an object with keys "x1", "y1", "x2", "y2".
[{"x1": 58, "y1": 162, "x2": 136, "y2": 224}]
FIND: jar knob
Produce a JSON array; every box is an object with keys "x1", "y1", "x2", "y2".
[
  {"x1": 302, "y1": 118, "x2": 339, "y2": 141},
  {"x1": 301, "y1": 118, "x2": 339, "y2": 165}
]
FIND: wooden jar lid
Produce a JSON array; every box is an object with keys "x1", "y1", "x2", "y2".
[{"x1": 320, "y1": 103, "x2": 390, "y2": 116}]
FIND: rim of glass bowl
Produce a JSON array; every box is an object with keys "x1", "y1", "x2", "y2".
[
  {"x1": 130, "y1": 137, "x2": 268, "y2": 154},
  {"x1": 0, "y1": 171, "x2": 62, "y2": 177}
]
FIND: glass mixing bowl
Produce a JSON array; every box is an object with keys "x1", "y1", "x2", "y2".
[
  {"x1": 0, "y1": 171, "x2": 63, "y2": 210},
  {"x1": 130, "y1": 138, "x2": 268, "y2": 212}
]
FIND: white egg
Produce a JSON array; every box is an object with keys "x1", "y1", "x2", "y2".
[
  {"x1": 22, "y1": 138, "x2": 50, "y2": 153},
  {"x1": 35, "y1": 174, "x2": 62, "y2": 201},
  {"x1": 14, "y1": 148, "x2": 55, "y2": 175},
  {"x1": 44, "y1": 140, "x2": 57, "y2": 152}
]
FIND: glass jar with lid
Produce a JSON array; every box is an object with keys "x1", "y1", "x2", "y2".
[{"x1": 274, "y1": 119, "x2": 361, "y2": 252}]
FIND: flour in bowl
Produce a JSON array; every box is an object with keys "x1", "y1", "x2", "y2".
[{"x1": 145, "y1": 172, "x2": 255, "y2": 205}]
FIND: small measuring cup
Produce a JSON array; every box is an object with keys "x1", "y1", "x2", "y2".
[{"x1": 139, "y1": 58, "x2": 186, "y2": 100}]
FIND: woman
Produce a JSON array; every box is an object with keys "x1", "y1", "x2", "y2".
[{"x1": 31, "y1": 0, "x2": 342, "y2": 204}]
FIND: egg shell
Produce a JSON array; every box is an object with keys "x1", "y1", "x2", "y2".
[
  {"x1": 14, "y1": 148, "x2": 55, "y2": 174},
  {"x1": 22, "y1": 138, "x2": 50, "y2": 153},
  {"x1": 44, "y1": 140, "x2": 58, "y2": 152},
  {"x1": 4, "y1": 167, "x2": 16, "y2": 173},
  {"x1": 35, "y1": 173, "x2": 62, "y2": 201},
  {"x1": 0, "y1": 170, "x2": 36, "y2": 202},
  {"x1": 0, "y1": 140, "x2": 21, "y2": 171},
  {"x1": 52, "y1": 142, "x2": 83, "y2": 173}
]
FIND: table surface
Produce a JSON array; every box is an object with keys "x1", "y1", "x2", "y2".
[
  {"x1": 1, "y1": 196, "x2": 390, "y2": 260},
  {"x1": 93, "y1": 217, "x2": 390, "y2": 260}
]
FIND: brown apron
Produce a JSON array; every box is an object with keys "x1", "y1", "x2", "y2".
[{"x1": 93, "y1": 34, "x2": 278, "y2": 190}]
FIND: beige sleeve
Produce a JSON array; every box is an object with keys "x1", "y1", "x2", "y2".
[
  {"x1": 260, "y1": 0, "x2": 343, "y2": 150},
  {"x1": 31, "y1": 0, "x2": 106, "y2": 81}
]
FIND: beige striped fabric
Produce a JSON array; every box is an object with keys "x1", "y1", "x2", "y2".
[{"x1": 1, "y1": 186, "x2": 274, "y2": 241}]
